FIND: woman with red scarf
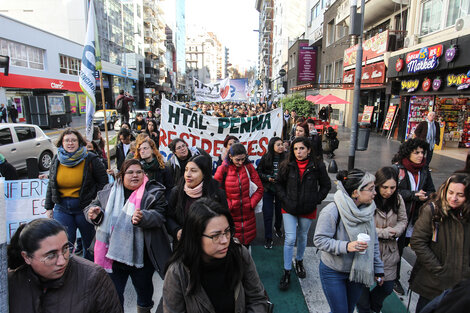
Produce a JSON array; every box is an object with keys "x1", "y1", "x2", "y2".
[{"x1": 391, "y1": 138, "x2": 435, "y2": 295}]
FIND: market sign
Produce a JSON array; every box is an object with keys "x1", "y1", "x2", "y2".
[
  {"x1": 343, "y1": 30, "x2": 389, "y2": 67},
  {"x1": 342, "y1": 62, "x2": 386, "y2": 89},
  {"x1": 447, "y1": 72, "x2": 470, "y2": 90},
  {"x1": 405, "y1": 45, "x2": 443, "y2": 73},
  {"x1": 401, "y1": 79, "x2": 419, "y2": 92}
]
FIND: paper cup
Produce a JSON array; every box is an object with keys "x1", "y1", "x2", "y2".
[{"x1": 357, "y1": 233, "x2": 370, "y2": 254}]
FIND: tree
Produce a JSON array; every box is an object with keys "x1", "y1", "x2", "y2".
[{"x1": 281, "y1": 94, "x2": 313, "y2": 117}]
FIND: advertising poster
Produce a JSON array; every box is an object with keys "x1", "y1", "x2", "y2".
[
  {"x1": 361, "y1": 106, "x2": 374, "y2": 123},
  {"x1": 298, "y1": 44, "x2": 317, "y2": 83},
  {"x1": 383, "y1": 105, "x2": 397, "y2": 130}
]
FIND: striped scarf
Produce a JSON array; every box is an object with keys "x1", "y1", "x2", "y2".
[{"x1": 57, "y1": 146, "x2": 88, "y2": 167}]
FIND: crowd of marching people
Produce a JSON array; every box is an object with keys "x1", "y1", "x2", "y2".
[{"x1": 6, "y1": 102, "x2": 470, "y2": 313}]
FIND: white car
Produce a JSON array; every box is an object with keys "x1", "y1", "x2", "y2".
[{"x1": 0, "y1": 123, "x2": 57, "y2": 171}]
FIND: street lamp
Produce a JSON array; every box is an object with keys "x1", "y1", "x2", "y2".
[{"x1": 348, "y1": 0, "x2": 366, "y2": 170}]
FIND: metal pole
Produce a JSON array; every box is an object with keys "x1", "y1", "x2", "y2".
[
  {"x1": 348, "y1": 0, "x2": 366, "y2": 170},
  {"x1": 0, "y1": 178, "x2": 8, "y2": 313}
]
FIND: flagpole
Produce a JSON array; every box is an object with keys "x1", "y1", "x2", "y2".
[{"x1": 99, "y1": 69, "x2": 110, "y2": 169}]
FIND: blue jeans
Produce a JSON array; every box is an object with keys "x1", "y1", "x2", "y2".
[
  {"x1": 319, "y1": 260, "x2": 365, "y2": 313},
  {"x1": 356, "y1": 280, "x2": 394, "y2": 313},
  {"x1": 262, "y1": 190, "x2": 282, "y2": 239},
  {"x1": 53, "y1": 197, "x2": 95, "y2": 261},
  {"x1": 283, "y1": 213, "x2": 312, "y2": 270},
  {"x1": 110, "y1": 258, "x2": 155, "y2": 308}
]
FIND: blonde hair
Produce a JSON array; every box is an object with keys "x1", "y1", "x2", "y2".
[{"x1": 134, "y1": 137, "x2": 165, "y2": 169}]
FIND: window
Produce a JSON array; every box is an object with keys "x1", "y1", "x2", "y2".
[
  {"x1": 336, "y1": 23, "x2": 349, "y2": 40},
  {"x1": 0, "y1": 127, "x2": 13, "y2": 145},
  {"x1": 59, "y1": 55, "x2": 80, "y2": 75},
  {"x1": 324, "y1": 63, "x2": 333, "y2": 83},
  {"x1": 446, "y1": 0, "x2": 470, "y2": 27},
  {"x1": 327, "y1": 19, "x2": 335, "y2": 46},
  {"x1": 0, "y1": 38, "x2": 44, "y2": 69},
  {"x1": 15, "y1": 126, "x2": 36, "y2": 142},
  {"x1": 311, "y1": 3, "x2": 320, "y2": 23},
  {"x1": 334, "y1": 59, "x2": 343, "y2": 85}
]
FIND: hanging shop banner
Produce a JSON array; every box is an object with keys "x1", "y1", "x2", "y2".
[
  {"x1": 343, "y1": 30, "x2": 389, "y2": 67},
  {"x1": 361, "y1": 106, "x2": 374, "y2": 123},
  {"x1": 298, "y1": 44, "x2": 317, "y2": 83},
  {"x1": 194, "y1": 78, "x2": 232, "y2": 102},
  {"x1": 342, "y1": 62, "x2": 386, "y2": 89},
  {"x1": 4, "y1": 179, "x2": 49, "y2": 242},
  {"x1": 159, "y1": 99, "x2": 283, "y2": 165},
  {"x1": 230, "y1": 79, "x2": 249, "y2": 101},
  {"x1": 383, "y1": 105, "x2": 397, "y2": 130}
]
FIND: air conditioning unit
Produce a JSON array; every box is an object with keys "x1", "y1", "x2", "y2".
[
  {"x1": 455, "y1": 16, "x2": 470, "y2": 31},
  {"x1": 404, "y1": 35, "x2": 418, "y2": 48}
]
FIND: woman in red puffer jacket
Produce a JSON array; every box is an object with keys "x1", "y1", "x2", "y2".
[{"x1": 214, "y1": 143, "x2": 264, "y2": 246}]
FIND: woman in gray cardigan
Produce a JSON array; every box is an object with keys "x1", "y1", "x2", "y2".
[{"x1": 314, "y1": 169, "x2": 384, "y2": 313}]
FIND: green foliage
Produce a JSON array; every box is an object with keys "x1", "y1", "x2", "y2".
[{"x1": 280, "y1": 94, "x2": 313, "y2": 117}]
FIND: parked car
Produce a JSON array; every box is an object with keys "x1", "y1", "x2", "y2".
[
  {"x1": 114, "y1": 109, "x2": 148, "y2": 132},
  {"x1": 93, "y1": 109, "x2": 118, "y2": 131},
  {"x1": 0, "y1": 123, "x2": 57, "y2": 171}
]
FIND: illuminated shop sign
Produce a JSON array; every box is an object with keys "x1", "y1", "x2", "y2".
[
  {"x1": 401, "y1": 79, "x2": 419, "y2": 92},
  {"x1": 405, "y1": 45, "x2": 443, "y2": 73}
]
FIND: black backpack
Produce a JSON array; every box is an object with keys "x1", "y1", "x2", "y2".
[{"x1": 116, "y1": 97, "x2": 123, "y2": 111}]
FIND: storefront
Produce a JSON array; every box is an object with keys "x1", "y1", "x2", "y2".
[{"x1": 387, "y1": 34, "x2": 470, "y2": 148}]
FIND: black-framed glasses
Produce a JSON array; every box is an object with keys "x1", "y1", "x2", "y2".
[
  {"x1": 31, "y1": 242, "x2": 73, "y2": 266},
  {"x1": 202, "y1": 226, "x2": 234, "y2": 244}
]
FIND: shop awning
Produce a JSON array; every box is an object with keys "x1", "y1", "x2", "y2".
[
  {"x1": 306, "y1": 95, "x2": 324, "y2": 103},
  {"x1": 0, "y1": 73, "x2": 82, "y2": 92},
  {"x1": 315, "y1": 94, "x2": 351, "y2": 105}
]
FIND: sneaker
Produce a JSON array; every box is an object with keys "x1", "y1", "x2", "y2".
[
  {"x1": 274, "y1": 228, "x2": 283, "y2": 238},
  {"x1": 279, "y1": 270, "x2": 291, "y2": 291},
  {"x1": 264, "y1": 238, "x2": 273, "y2": 249},
  {"x1": 294, "y1": 259, "x2": 306, "y2": 279},
  {"x1": 394, "y1": 279, "x2": 405, "y2": 295}
]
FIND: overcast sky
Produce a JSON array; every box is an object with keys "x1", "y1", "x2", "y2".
[{"x1": 186, "y1": 0, "x2": 259, "y2": 69}]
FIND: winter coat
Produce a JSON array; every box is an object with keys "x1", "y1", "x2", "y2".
[
  {"x1": 140, "y1": 160, "x2": 174, "y2": 199},
  {"x1": 166, "y1": 147, "x2": 212, "y2": 182},
  {"x1": 414, "y1": 120, "x2": 441, "y2": 146},
  {"x1": 84, "y1": 180, "x2": 172, "y2": 279},
  {"x1": 115, "y1": 141, "x2": 131, "y2": 171},
  {"x1": 8, "y1": 256, "x2": 122, "y2": 313},
  {"x1": 45, "y1": 152, "x2": 108, "y2": 212},
  {"x1": 163, "y1": 245, "x2": 269, "y2": 313},
  {"x1": 410, "y1": 202, "x2": 470, "y2": 300},
  {"x1": 166, "y1": 179, "x2": 228, "y2": 239},
  {"x1": 214, "y1": 161, "x2": 263, "y2": 245},
  {"x1": 256, "y1": 152, "x2": 286, "y2": 193},
  {"x1": 0, "y1": 160, "x2": 18, "y2": 180},
  {"x1": 275, "y1": 159, "x2": 331, "y2": 216},
  {"x1": 374, "y1": 194, "x2": 407, "y2": 281},
  {"x1": 395, "y1": 163, "x2": 435, "y2": 226}
]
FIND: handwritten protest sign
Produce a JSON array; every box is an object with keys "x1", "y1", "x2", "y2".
[
  {"x1": 159, "y1": 99, "x2": 283, "y2": 166},
  {"x1": 4, "y1": 179, "x2": 48, "y2": 242}
]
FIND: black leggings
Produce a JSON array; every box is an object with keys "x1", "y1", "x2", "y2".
[{"x1": 396, "y1": 233, "x2": 410, "y2": 280}]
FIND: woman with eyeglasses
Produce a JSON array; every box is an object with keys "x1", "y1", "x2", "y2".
[
  {"x1": 7, "y1": 218, "x2": 122, "y2": 313},
  {"x1": 167, "y1": 154, "x2": 228, "y2": 241},
  {"x1": 276, "y1": 136, "x2": 331, "y2": 290},
  {"x1": 356, "y1": 167, "x2": 407, "y2": 313},
  {"x1": 314, "y1": 169, "x2": 384, "y2": 313},
  {"x1": 214, "y1": 143, "x2": 264, "y2": 247},
  {"x1": 163, "y1": 198, "x2": 269, "y2": 313},
  {"x1": 44, "y1": 128, "x2": 108, "y2": 261},
  {"x1": 391, "y1": 138, "x2": 435, "y2": 295},
  {"x1": 134, "y1": 137, "x2": 173, "y2": 199},
  {"x1": 84, "y1": 159, "x2": 172, "y2": 312}
]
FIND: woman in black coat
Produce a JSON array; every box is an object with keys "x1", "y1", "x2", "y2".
[{"x1": 167, "y1": 154, "x2": 228, "y2": 241}]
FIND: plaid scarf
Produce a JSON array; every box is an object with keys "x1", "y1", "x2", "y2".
[{"x1": 57, "y1": 146, "x2": 88, "y2": 167}]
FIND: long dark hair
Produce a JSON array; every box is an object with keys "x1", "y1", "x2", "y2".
[
  {"x1": 226, "y1": 143, "x2": 250, "y2": 164},
  {"x1": 261, "y1": 136, "x2": 284, "y2": 171},
  {"x1": 278, "y1": 137, "x2": 314, "y2": 177},
  {"x1": 166, "y1": 198, "x2": 242, "y2": 294},
  {"x1": 392, "y1": 138, "x2": 429, "y2": 163},
  {"x1": 374, "y1": 167, "x2": 400, "y2": 214},
  {"x1": 174, "y1": 155, "x2": 223, "y2": 222},
  {"x1": 7, "y1": 218, "x2": 67, "y2": 270}
]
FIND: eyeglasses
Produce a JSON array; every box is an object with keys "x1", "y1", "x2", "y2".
[
  {"x1": 175, "y1": 144, "x2": 187, "y2": 151},
  {"x1": 125, "y1": 170, "x2": 145, "y2": 176},
  {"x1": 32, "y1": 242, "x2": 72, "y2": 266},
  {"x1": 361, "y1": 185, "x2": 376, "y2": 193},
  {"x1": 63, "y1": 139, "x2": 78, "y2": 143},
  {"x1": 202, "y1": 226, "x2": 234, "y2": 244}
]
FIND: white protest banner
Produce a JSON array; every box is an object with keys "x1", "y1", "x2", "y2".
[
  {"x1": 194, "y1": 77, "x2": 232, "y2": 102},
  {"x1": 159, "y1": 99, "x2": 283, "y2": 166},
  {"x1": 4, "y1": 179, "x2": 48, "y2": 242}
]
